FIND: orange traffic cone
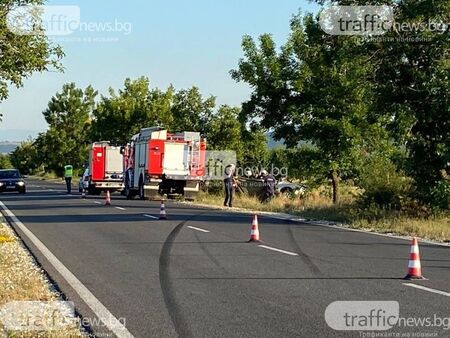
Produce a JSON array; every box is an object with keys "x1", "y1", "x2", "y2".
[
  {"x1": 248, "y1": 215, "x2": 261, "y2": 243},
  {"x1": 159, "y1": 201, "x2": 167, "y2": 220},
  {"x1": 105, "y1": 190, "x2": 112, "y2": 206},
  {"x1": 404, "y1": 237, "x2": 426, "y2": 280}
]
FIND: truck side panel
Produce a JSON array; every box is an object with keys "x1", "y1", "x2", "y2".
[
  {"x1": 148, "y1": 140, "x2": 165, "y2": 176},
  {"x1": 91, "y1": 146, "x2": 106, "y2": 181},
  {"x1": 163, "y1": 142, "x2": 190, "y2": 177},
  {"x1": 105, "y1": 147, "x2": 123, "y2": 173}
]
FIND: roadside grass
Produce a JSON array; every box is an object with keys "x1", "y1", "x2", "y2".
[
  {"x1": 195, "y1": 188, "x2": 450, "y2": 243},
  {"x1": 0, "y1": 218, "x2": 86, "y2": 337}
]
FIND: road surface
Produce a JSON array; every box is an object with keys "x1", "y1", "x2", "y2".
[{"x1": 0, "y1": 179, "x2": 449, "y2": 337}]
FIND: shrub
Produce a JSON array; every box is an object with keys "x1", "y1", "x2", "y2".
[
  {"x1": 358, "y1": 155, "x2": 411, "y2": 209},
  {"x1": 430, "y1": 178, "x2": 450, "y2": 210}
]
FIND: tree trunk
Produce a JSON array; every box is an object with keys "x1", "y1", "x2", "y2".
[{"x1": 330, "y1": 169, "x2": 340, "y2": 204}]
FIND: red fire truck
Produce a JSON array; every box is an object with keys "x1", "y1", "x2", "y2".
[
  {"x1": 81, "y1": 142, "x2": 124, "y2": 195},
  {"x1": 122, "y1": 127, "x2": 206, "y2": 200}
]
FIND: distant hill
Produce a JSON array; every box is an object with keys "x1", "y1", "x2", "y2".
[
  {"x1": 0, "y1": 142, "x2": 20, "y2": 154},
  {"x1": 0, "y1": 129, "x2": 41, "y2": 142}
]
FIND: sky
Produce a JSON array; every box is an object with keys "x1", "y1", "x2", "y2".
[{"x1": 0, "y1": 0, "x2": 319, "y2": 141}]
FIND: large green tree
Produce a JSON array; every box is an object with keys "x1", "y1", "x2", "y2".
[
  {"x1": 205, "y1": 105, "x2": 244, "y2": 158},
  {"x1": 41, "y1": 83, "x2": 97, "y2": 174},
  {"x1": 171, "y1": 87, "x2": 216, "y2": 133},
  {"x1": 369, "y1": 0, "x2": 450, "y2": 206},
  {"x1": 10, "y1": 140, "x2": 39, "y2": 174},
  {"x1": 231, "y1": 14, "x2": 384, "y2": 203},
  {"x1": 0, "y1": 0, "x2": 64, "y2": 102},
  {"x1": 90, "y1": 77, "x2": 174, "y2": 144}
]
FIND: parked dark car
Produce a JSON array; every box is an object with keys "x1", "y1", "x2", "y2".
[{"x1": 0, "y1": 169, "x2": 26, "y2": 194}]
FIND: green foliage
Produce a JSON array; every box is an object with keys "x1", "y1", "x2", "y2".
[
  {"x1": 91, "y1": 77, "x2": 174, "y2": 144},
  {"x1": 430, "y1": 178, "x2": 450, "y2": 210},
  {"x1": 0, "y1": 0, "x2": 64, "y2": 101},
  {"x1": 358, "y1": 154, "x2": 412, "y2": 209},
  {"x1": 240, "y1": 128, "x2": 269, "y2": 169},
  {"x1": 10, "y1": 141, "x2": 39, "y2": 174},
  {"x1": 0, "y1": 154, "x2": 12, "y2": 169},
  {"x1": 39, "y1": 83, "x2": 97, "y2": 175},
  {"x1": 231, "y1": 14, "x2": 386, "y2": 202},
  {"x1": 233, "y1": 1, "x2": 449, "y2": 208},
  {"x1": 205, "y1": 105, "x2": 244, "y2": 159},
  {"x1": 171, "y1": 87, "x2": 216, "y2": 133},
  {"x1": 367, "y1": 0, "x2": 450, "y2": 205}
]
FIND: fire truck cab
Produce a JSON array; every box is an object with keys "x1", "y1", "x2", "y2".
[{"x1": 123, "y1": 127, "x2": 206, "y2": 200}]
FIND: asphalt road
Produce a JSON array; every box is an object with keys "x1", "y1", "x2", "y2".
[{"x1": 0, "y1": 179, "x2": 449, "y2": 338}]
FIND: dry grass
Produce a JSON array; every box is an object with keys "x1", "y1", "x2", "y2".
[
  {"x1": 195, "y1": 187, "x2": 450, "y2": 243},
  {"x1": 352, "y1": 216, "x2": 450, "y2": 243},
  {"x1": 0, "y1": 218, "x2": 86, "y2": 337}
]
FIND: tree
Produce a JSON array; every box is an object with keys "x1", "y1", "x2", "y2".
[
  {"x1": 171, "y1": 87, "x2": 216, "y2": 133},
  {"x1": 0, "y1": 0, "x2": 64, "y2": 101},
  {"x1": 231, "y1": 15, "x2": 382, "y2": 203},
  {"x1": 10, "y1": 140, "x2": 39, "y2": 174},
  {"x1": 240, "y1": 127, "x2": 269, "y2": 169},
  {"x1": 41, "y1": 83, "x2": 97, "y2": 174},
  {"x1": 0, "y1": 153, "x2": 12, "y2": 169},
  {"x1": 368, "y1": 0, "x2": 450, "y2": 207},
  {"x1": 91, "y1": 77, "x2": 174, "y2": 144},
  {"x1": 205, "y1": 105, "x2": 244, "y2": 160}
]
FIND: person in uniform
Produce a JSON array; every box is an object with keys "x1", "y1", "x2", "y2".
[
  {"x1": 261, "y1": 169, "x2": 276, "y2": 203},
  {"x1": 223, "y1": 164, "x2": 236, "y2": 207},
  {"x1": 64, "y1": 164, "x2": 73, "y2": 194}
]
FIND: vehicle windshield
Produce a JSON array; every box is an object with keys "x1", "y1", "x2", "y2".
[{"x1": 0, "y1": 170, "x2": 20, "y2": 179}]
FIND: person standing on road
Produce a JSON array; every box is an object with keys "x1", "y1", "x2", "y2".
[
  {"x1": 261, "y1": 169, "x2": 276, "y2": 203},
  {"x1": 64, "y1": 164, "x2": 73, "y2": 194},
  {"x1": 223, "y1": 164, "x2": 236, "y2": 208}
]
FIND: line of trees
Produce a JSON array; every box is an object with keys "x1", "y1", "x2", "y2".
[{"x1": 9, "y1": 78, "x2": 269, "y2": 177}]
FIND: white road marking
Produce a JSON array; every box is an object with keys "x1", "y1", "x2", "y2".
[
  {"x1": 144, "y1": 214, "x2": 159, "y2": 219},
  {"x1": 403, "y1": 283, "x2": 450, "y2": 297},
  {"x1": 0, "y1": 201, "x2": 134, "y2": 338},
  {"x1": 93, "y1": 201, "x2": 102, "y2": 205},
  {"x1": 115, "y1": 207, "x2": 126, "y2": 211},
  {"x1": 258, "y1": 245, "x2": 299, "y2": 256},
  {"x1": 187, "y1": 226, "x2": 210, "y2": 233}
]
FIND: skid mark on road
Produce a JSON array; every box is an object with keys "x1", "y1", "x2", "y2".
[
  {"x1": 159, "y1": 210, "x2": 213, "y2": 338},
  {"x1": 192, "y1": 230, "x2": 228, "y2": 274},
  {"x1": 159, "y1": 220, "x2": 194, "y2": 338},
  {"x1": 287, "y1": 224, "x2": 324, "y2": 277}
]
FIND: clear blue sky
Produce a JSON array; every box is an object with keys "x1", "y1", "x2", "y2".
[{"x1": 0, "y1": 0, "x2": 318, "y2": 141}]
